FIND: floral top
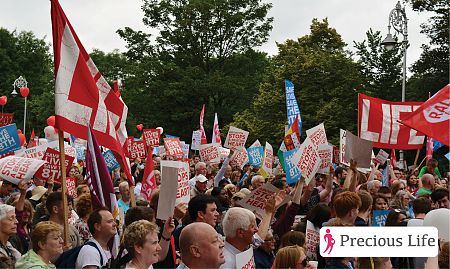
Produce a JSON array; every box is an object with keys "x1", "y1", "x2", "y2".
[{"x1": 74, "y1": 218, "x2": 92, "y2": 244}]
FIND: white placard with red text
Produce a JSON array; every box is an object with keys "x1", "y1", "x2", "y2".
[
  {"x1": 236, "y1": 247, "x2": 255, "y2": 269},
  {"x1": 237, "y1": 183, "x2": 282, "y2": 220},
  {"x1": 35, "y1": 147, "x2": 75, "y2": 182},
  {"x1": 230, "y1": 149, "x2": 249, "y2": 170},
  {"x1": 374, "y1": 149, "x2": 389, "y2": 165},
  {"x1": 292, "y1": 138, "x2": 321, "y2": 184},
  {"x1": 175, "y1": 161, "x2": 190, "y2": 206},
  {"x1": 259, "y1": 142, "x2": 273, "y2": 178},
  {"x1": 219, "y1": 147, "x2": 230, "y2": 162},
  {"x1": 199, "y1": 143, "x2": 221, "y2": 163},
  {"x1": 164, "y1": 138, "x2": 184, "y2": 157},
  {"x1": 306, "y1": 123, "x2": 328, "y2": 146},
  {"x1": 317, "y1": 144, "x2": 333, "y2": 175},
  {"x1": 66, "y1": 177, "x2": 77, "y2": 197},
  {"x1": 16, "y1": 141, "x2": 75, "y2": 160},
  {"x1": 306, "y1": 220, "x2": 320, "y2": 260},
  {"x1": 224, "y1": 126, "x2": 249, "y2": 150},
  {"x1": 0, "y1": 156, "x2": 46, "y2": 185}
]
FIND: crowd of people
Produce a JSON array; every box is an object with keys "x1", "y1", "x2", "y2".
[{"x1": 0, "y1": 147, "x2": 449, "y2": 269}]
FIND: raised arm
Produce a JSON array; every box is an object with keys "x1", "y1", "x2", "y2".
[{"x1": 214, "y1": 150, "x2": 233, "y2": 187}]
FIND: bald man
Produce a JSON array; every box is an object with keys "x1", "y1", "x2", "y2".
[{"x1": 177, "y1": 222, "x2": 225, "y2": 269}]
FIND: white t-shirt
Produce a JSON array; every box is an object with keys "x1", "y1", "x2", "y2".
[
  {"x1": 75, "y1": 239, "x2": 111, "y2": 269},
  {"x1": 125, "y1": 262, "x2": 154, "y2": 269},
  {"x1": 407, "y1": 218, "x2": 424, "y2": 227}
]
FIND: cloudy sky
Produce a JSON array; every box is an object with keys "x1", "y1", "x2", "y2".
[{"x1": 0, "y1": 0, "x2": 431, "y2": 71}]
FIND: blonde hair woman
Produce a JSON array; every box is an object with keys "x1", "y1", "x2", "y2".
[
  {"x1": 124, "y1": 220, "x2": 161, "y2": 269},
  {"x1": 16, "y1": 221, "x2": 63, "y2": 269},
  {"x1": 273, "y1": 245, "x2": 312, "y2": 269}
]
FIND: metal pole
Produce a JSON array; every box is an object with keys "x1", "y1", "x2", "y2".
[{"x1": 399, "y1": 41, "x2": 407, "y2": 169}]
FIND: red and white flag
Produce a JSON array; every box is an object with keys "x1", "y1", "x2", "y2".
[
  {"x1": 399, "y1": 85, "x2": 450, "y2": 146},
  {"x1": 199, "y1": 104, "x2": 208, "y2": 144},
  {"x1": 51, "y1": 0, "x2": 132, "y2": 184},
  {"x1": 390, "y1": 149, "x2": 397, "y2": 168},
  {"x1": 212, "y1": 113, "x2": 222, "y2": 145},
  {"x1": 141, "y1": 148, "x2": 157, "y2": 201},
  {"x1": 426, "y1": 137, "x2": 434, "y2": 161},
  {"x1": 27, "y1": 129, "x2": 37, "y2": 148}
]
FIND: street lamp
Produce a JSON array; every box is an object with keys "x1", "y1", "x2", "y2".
[
  {"x1": 381, "y1": 1, "x2": 408, "y2": 168},
  {"x1": 12, "y1": 76, "x2": 29, "y2": 136}
]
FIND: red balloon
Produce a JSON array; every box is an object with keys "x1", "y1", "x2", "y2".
[
  {"x1": 0, "y1": 96, "x2": 7, "y2": 106},
  {"x1": 136, "y1": 124, "x2": 144, "y2": 131},
  {"x1": 18, "y1": 133, "x2": 26, "y2": 146},
  {"x1": 20, "y1": 87, "x2": 30, "y2": 97},
  {"x1": 47, "y1": 116, "x2": 56, "y2": 127}
]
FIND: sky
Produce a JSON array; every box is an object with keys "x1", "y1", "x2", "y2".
[{"x1": 0, "y1": 0, "x2": 431, "y2": 72}]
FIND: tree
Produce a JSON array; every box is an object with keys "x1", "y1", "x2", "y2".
[
  {"x1": 231, "y1": 19, "x2": 363, "y2": 147},
  {"x1": 0, "y1": 28, "x2": 54, "y2": 138},
  {"x1": 354, "y1": 29, "x2": 403, "y2": 100},
  {"x1": 406, "y1": 0, "x2": 449, "y2": 100},
  {"x1": 117, "y1": 0, "x2": 273, "y2": 140}
]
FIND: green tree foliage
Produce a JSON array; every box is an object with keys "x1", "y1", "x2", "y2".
[
  {"x1": 117, "y1": 0, "x2": 272, "y2": 140},
  {"x1": 354, "y1": 29, "x2": 403, "y2": 100},
  {"x1": 231, "y1": 19, "x2": 363, "y2": 147},
  {"x1": 406, "y1": 0, "x2": 449, "y2": 100},
  {"x1": 0, "y1": 28, "x2": 53, "y2": 138}
]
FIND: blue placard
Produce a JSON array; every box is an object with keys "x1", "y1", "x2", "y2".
[
  {"x1": 0, "y1": 124, "x2": 21, "y2": 155},
  {"x1": 445, "y1": 152, "x2": 450, "y2": 161},
  {"x1": 247, "y1": 146, "x2": 264, "y2": 168},
  {"x1": 285, "y1": 80, "x2": 302, "y2": 134},
  {"x1": 283, "y1": 149, "x2": 302, "y2": 184},
  {"x1": 73, "y1": 142, "x2": 86, "y2": 161},
  {"x1": 372, "y1": 210, "x2": 390, "y2": 227},
  {"x1": 103, "y1": 150, "x2": 119, "y2": 172}
]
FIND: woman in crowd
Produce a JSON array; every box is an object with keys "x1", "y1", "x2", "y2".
[
  {"x1": 273, "y1": 245, "x2": 311, "y2": 269},
  {"x1": 390, "y1": 180, "x2": 407, "y2": 197},
  {"x1": 0, "y1": 204, "x2": 21, "y2": 265},
  {"x1": 10, "y1": 182, "x2": 34, "y2": 254},
  {"x1": 123, "y1": 220, "x2": 162, "y2": 269},
  {"x1": 279, "y1": 231, "x2": 306, "y2": 249},
  {"x1": 406, "y1": 174, "x2": 419, "y2": 195},
  {"x1": 372, "y1": 194, "x2": 389, "y2": 211},
  {"x1": 73, "y1": 194, "x2": 93, "y2": 243},
  {"x1": 385, "y1": 209, "x2": 407, "y2": 227},
  {"x1": 390, "y1": 190, "x2": 412, "y2": 214},
  {"x1": 15, "y1": 221, "x2": 63, "y2": 269}
]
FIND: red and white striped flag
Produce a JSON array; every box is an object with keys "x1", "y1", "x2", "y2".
[
  {"x1": 212, "y1": 113, "x2": 222, "y2": 145},
  {"x1": 390, "y1": 149, "x2": 398, "y2": 168},
  {"x1": 199, "y1": 104, "x2": 208, "y2": 144},
  {"x1": 51, "y1": 0, "x2": 132, "y2": 184},
  {"x1": 141, "y1": 148, "x2": 157, "y2": 201}
]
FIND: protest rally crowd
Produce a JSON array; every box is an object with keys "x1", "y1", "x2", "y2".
[{"x1": 0, "y1": 1, "x2": 448, "y2": 269}]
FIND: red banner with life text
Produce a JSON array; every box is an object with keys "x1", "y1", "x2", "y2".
[{"x1": 358, "y1": 94, "x2": 425, "y2": 149}]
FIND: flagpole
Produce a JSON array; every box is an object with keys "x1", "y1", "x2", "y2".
[
  {"x1": 412, "y1": 149, "x2": 420, "y2": 172},
  {"x1": 58, "y1": 130, "x2": 69, "y2": 245}
]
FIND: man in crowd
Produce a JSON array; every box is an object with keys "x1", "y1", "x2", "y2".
[
  {"x1": 431, "y1": 188, "x2": 449, "y2": 209},
  {"x1": 178, "y1": 222, "x2": 225, "y2": 269},
  {"x1": 328, "y1": 191, "x2": 361, "y2": 226},
  {"x1": 75, "y1": 208, "x2": 117, "y2": 269},
  {"x1": 251, "y1": 175, "x2": 265, "y2": 190},
  {"x1": 190, "y1": 175, "x2": 208, "y2": 198},
  {"x1": 188, "y1": 162, "x2": 207, "y2": 188},
  {"x1": 367, "y1": 180, "x2": 382, "y2": 196},
  {"x1": 416, "y1": 174, "x2": 435, "y2": 197},
  {"x1": 117, "y1": 181, "x2": 131, "y2": 213},
  {"x1": 0, "y1": 180, "x2": 14, "y2": 205}
]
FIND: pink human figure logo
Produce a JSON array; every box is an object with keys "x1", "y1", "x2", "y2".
[{"x1": 323, "y1": 229, "x2": 335, "y2": 254}]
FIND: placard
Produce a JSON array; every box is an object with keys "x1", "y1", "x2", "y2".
[
  {"x1": 224, "y1": 126, "x2": 249, "y2": 150},
  {"x1": 339, "y1": 129, "x2": 350, "y2": 166},
  {"x1": 164, "y1": 138, "x2": 184, "y2": 157},
  {"x1": 199, "y1": 143, "x2": 221, "y2": 163},
  {"x1": 176, "y1": 161, "x2": 190, "y2": 206},
  {"x1": 249, "y1": 140, "x2": 261, "y2": 148},
  {"x1": 344, "y1": 131, "x2": 373, "y2": 169},
  {"x1": 191, "y1": 130, "x2": 202, "y2": 150},
  {"x1": 180, "y1": 142, "x2": 190, "y2": 159},
  {"x1": 306, "y1": 220, "x2": 320, "y2": 260},
  {"x1": 237, "y1": 183, "x2": 284, "y2": 220},
  {"x1": 282, "y1": 149, "x2": 302, "y2": 185},
  {"x1": 372, "y1": 210, "x2": 390, "y2": 227},
  {"x1": 317, "y1": 144, "x2": 333, "y2": 175},
  {"x1": 143, "y1": 129, "x2": 160, "y2": 148},
  {"x1": 374, "y1": 149, "x2": 389, "y2": 165},
  {"x1": 0, "y1": 124, "x2": 21, "y2": 155},
  {"x1": 103, "y1": 150, "x2": 120, "y2": 172},
  {"x1": 230, "y1": 149, "x2": 249, "y2": 170},
  {"x1": 219, "y1": 147, "x2": 230, "y2": 162},
  {"x1": 259, "y1": 142, "x2": 273, "y2": 177},
  {"x1": 127, "y1": 139, "x2": 146, "y2": 160},
  {"x1": 247, "y1": 146, "x2": 264, "y2": 168},
  {"x1": 34, "y1": 148, "x2": 75, "y2": 182},
  {"x1": 156, "y1": 161, "x2": 179, "y2": 220},
  {"x1": 0, "y1": 156, "x2": 46, "y2": 185},
  {"x1": 306, "y1": 123, "x2": 328, "y2": 146},
  {"x1": 66, "y1": 177, "x2": 76, "y2": 197},
  {"x1": 292, "y1": 138, "x2": 321, "y2": 184},
  {"x1": 236, "y1": 248, "x2": 255, "y2": 269},
  {"x1": 0, "y1": 113, "x2": 14, "y2": 127}
]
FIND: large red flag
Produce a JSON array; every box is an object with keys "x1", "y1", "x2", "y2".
[
  {"x1": 212, "y1": 113, "x2": 222, "y2": 145},
  {"x1": 399, "y1": 85, "x2": 450, "y2": 146},
  {"x1": 140, "y1": 149, "x2": 157, "y2": 201},
  {"x1": 199, "y1": 104, "x2": 207, "y2": 144},
  {"x1": 51, "y1": 0, "x2": 132, "y2": 184}
]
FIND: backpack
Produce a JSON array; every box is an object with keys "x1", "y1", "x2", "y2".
[{"x1": 55, "y1": 241, "x2": 103, "y2": 269}]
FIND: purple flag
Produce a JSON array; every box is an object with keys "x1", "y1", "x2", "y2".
[{"x1": 86, "y1": 125, "x2": 119, "y2": 215}]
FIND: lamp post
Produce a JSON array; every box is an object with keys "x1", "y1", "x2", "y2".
[
  {"x1": 381, "y1": 1, "x2": 408, "y2": 169},
  {"x1": 12, "y1": 76, "x2": 29, "y2": 136}
]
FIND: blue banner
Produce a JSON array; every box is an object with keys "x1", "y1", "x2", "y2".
[
  {"x1": 0, "y1": 124, "x2": 21, "y2": 155},
  {"x1": 445, "y1": 152, "x2": 450, "y2": 161},
  {"x1": 433, "y1": 140, "x2": 444, "y2": 151},
  {"x1": 247, "y1": 146, "x2": 264, "y2": 168},
  {"x1": 381, "y1": 166, "x2": 389, "y2": 187},
  {"x1": 103, "y1": 150, "x2": 119, "y2": 172},
  {"x1": 165, "y1": 134, "x2": 179, "y2": 139},
  {"x1": 283, "y1": 149, "x2": 302, "y2": 185},
  {"x1": 372, "y1": 210, "x2": 390, "y2": 227},
  {"x1": 285, "y1": 80, "x2": 302, "y2": 134}
]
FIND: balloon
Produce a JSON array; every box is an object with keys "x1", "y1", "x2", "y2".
[
  {"x1": 20, "y1": 87, "x2": 30, "y2": 97},
  {"x1": 44, "y1": 126, "x2": 58, "y2": 141},
  {"x1": 0, "y1": 96, "x2": 7, "y2": 106},
  {"x1": 156, "y1": 127, "x2": 164, "y2": 134},
  {"x1": 18, "y1": 133, "x2": 26, "y2": 146},
  {"x1": 47, "y1": 116, "x2": 56, "y2": 127},
  {"x1": 423, "y1": 208, "x2": 450, "y2": 242},
  {"x1": 136, "y1": 124, "x2": 144, "y2": 131}
]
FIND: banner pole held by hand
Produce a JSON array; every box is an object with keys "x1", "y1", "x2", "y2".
[{"x1": 58, "y1": 130, "x2": 69, "y2": 245}]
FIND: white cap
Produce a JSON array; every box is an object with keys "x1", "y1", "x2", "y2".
[{"x1": 196, "y1": 175, "x2": 208, "y2": 183}]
